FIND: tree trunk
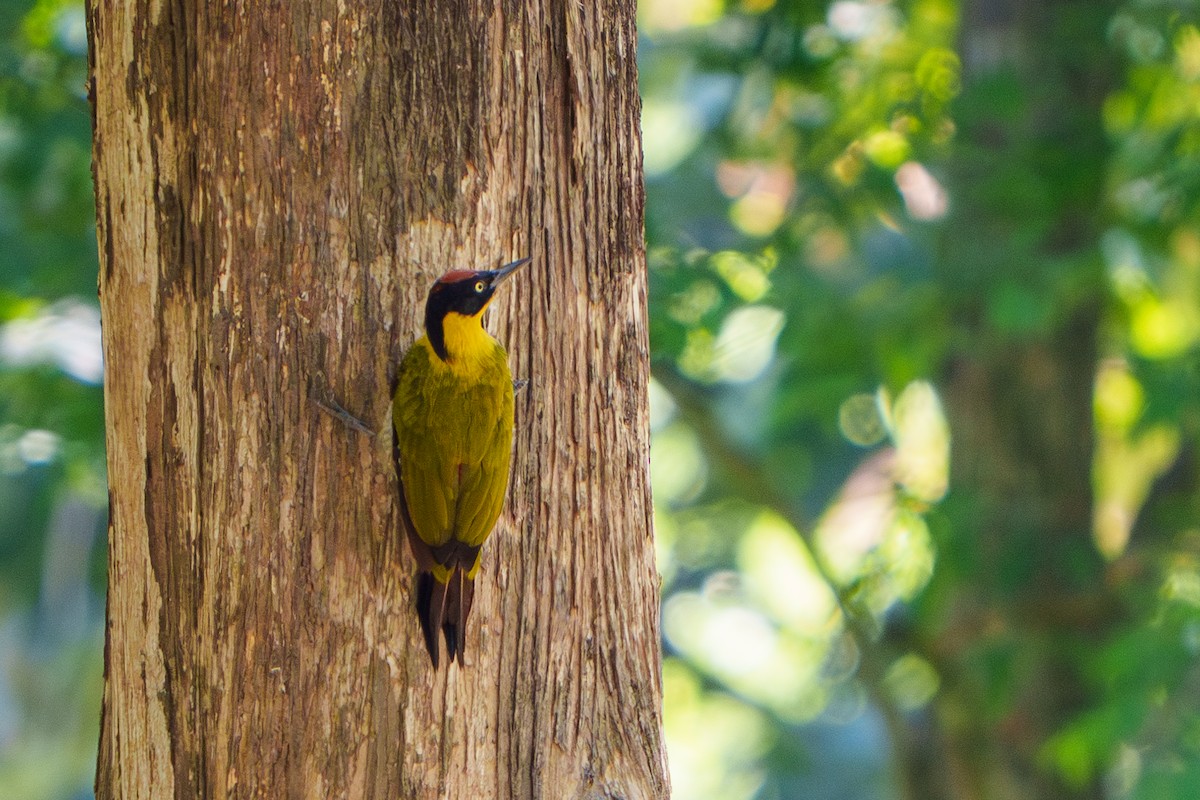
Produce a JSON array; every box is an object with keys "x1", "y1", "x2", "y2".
[
  {"x1": 88, "y1": 2, "x2": 668, "y2": 798},
  {"x1": 919, "y1": 1, "x2": 1119, "y2": 799}
]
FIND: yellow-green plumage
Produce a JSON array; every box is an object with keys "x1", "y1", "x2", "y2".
[
  {"x1": 392, "y1": 259, "x2": 526, "y2": 667},
  {"x1": 393, "y1": 330, "x2": 514, "y2": 574}
]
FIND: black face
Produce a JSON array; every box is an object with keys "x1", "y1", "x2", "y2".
[
  {"x1": 424, "y1": 272, "x2": 497, "y2": 362},
  {"x1": 423, "y1": 258, "x2": 529, "y2": 362}
]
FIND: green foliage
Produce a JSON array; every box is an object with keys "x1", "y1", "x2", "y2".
[
  {"x1": 643, "y1": 0, "x2": 1200, "y2": 798},
  {"x1": 0, "y1": 2, "x2": 104, "y2": 799},
  {"x1": 0, "y1": 0, "x2": 103, "y2": 591}
]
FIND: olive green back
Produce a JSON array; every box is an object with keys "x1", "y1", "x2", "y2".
[{"x1": 392, "y1": 336, "x2": 515, "y2": 558}]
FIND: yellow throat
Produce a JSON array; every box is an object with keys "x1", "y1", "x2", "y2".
[{"x1": 437, "y1": 305, "x2": 498, "y2": 370}]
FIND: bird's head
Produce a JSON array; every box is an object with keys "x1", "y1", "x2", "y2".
[{"x1": 424, "y1": 257, "x2": 529, "y2": 362}]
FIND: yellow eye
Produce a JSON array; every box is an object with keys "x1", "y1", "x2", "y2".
[{"x1": 474, "y1": 281, "x2": 486, "y2": 293}]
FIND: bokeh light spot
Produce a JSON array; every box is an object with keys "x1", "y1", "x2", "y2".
[
  {"x1": 863, "y1": 130, "x2": 910, "y2": 169},
  {"x1": 737, "y1": 511, "x2": 838, "y2": 633},
  {"x1": 710, "y1": 306, "x2": 785, "y2": 383},
  {"x1": 651, "y1": 423, "x2": 708, "y2": 505},
  {"x1": 663, "y1": 659, "x2": 769, "y2": 800},
  {"x1": 839, "y1": 392, "x2": 887, "y2": 446},
  {"x1": 640, "y1": 0, "x2": 724, "y2": 35},
  {"x1": 711, "y1": 250, "x2": 773, "y2": 302},
  {"x1": 1094, "y1": 360, "x2": 1144, "y2": 434},
  {"x1": 642, "y1": 100, "x2": 705, "y2": 176},
  {"x1": 889, "y1": 381, "x2": 950, "y2": 503},
  {"x1": 884, "y1": 653, "x2": 940, "y2": 711},
  {"x1": 0, "y1": 299, "x2": 104, "y2": 384},
  {"x1": 17, "y1": 429, "x2": 60, "y2": 466},
  {"x1": 895, "y1": 161, "x2": 948, "y2": 220},
  {"x1": 1129, "y1": 295, "x2": 1199, "y2": 359}
]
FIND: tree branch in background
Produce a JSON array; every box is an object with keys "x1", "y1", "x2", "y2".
[{"x1": 654, "y1": 364, "x2": 936, "y2": 800}]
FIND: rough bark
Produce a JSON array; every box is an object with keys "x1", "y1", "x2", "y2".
[{"x1": 89, "y1": 2, "x2": 667, "y2": 798}]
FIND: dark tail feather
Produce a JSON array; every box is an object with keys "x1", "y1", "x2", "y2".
[
  {"x1": 417, "y1": 572, "x2": 444, "y2": 668},
  {"x1": 443, "y1": 569, "x2": 476, "y2": 665},
  {"x1": 416, "y1": 568, "x2": 477, "y2": 667}
]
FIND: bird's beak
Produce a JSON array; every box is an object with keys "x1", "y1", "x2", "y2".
[{"x1": 490, "y1": 256, "x2": 531, "y2": 286}]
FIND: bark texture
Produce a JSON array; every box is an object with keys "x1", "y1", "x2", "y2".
[{"x1": 89, "y1": 2, "x2": 667, "y2": 798}]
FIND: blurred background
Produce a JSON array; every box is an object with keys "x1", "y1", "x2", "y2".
[
  {"x1": 0, "y1": 0, "x2": 105, "y2": 798},
  {"x1": 3, "y1": 0, "x2": 1200, "y2": 798},
  {"x1": 643, "y1": 0, "x2": 1200, "y2": 797}
]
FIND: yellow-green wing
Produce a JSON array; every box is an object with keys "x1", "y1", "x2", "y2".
[
  {"x1": 446, "y1": 347, "x2": 511, "y2": 554},
  {"x1": 393, "y1": 337, "x2": 514, "y2": 554},
  {"x1": 452, "y1": 347, "x2": 514, "y2": 550},
  {"x1": 394, "y1": 339, "x2": 453, "y2": 547}
]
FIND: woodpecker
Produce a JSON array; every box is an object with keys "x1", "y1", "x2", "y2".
[{"x1": 392, "y1": 257, "x2": 528, "y2": 667}]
